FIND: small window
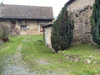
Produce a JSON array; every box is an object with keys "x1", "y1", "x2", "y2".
[
  {"x1": 11, "y1": 21, "x2": 16, "y2": 24},
  {"x1": 20, "y1": 25, "x2": 27, "y2": 31},
  {"x1": 10, "y1": 21, "x2": 16, "y2": 29},
  {"x1": 18, "y1": 20, "x2": 23, "y2": 25}
]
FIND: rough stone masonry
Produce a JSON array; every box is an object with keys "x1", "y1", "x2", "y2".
[
  {"x1": 71, "y1": 5, "x2": 93, "y2": 44},
  {"x1": 67, "y1": 0, "x2": 95, "y2": 44}
]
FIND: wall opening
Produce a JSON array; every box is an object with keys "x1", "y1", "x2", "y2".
[
  {"x1": 10, "y1": 20, "x2": 16, "y2": 32},
  {"x1": 75, "y1": 14, "x2": 78, "y2": 17},
  {"x1": 20, "y1": 25, "x2": 27, "y2": 31}
]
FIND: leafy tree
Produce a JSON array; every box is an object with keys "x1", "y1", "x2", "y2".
[
  {"x1": 90, "y1": 0, "x2": 100, "y2": 45},
  {"x1": 51, "y1": 5, "x2": 74, "y2": 53}
]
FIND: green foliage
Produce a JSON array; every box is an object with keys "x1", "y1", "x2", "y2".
[
  {"x1": 79, "y1": 71, "x2": 95, "y2": 75},
  {"x1": 0, "y1": 23, "x2": 10, "y2": 42},
  {"x1": 51, "y1": 5, "x2": 74, "y2": 52},
  {"x1": 90, "y1": 0, "x2": 100, "y2": 45}
]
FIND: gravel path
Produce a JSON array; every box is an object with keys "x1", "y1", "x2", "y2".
[{"x1": 2, "y1": 45, "x2": 35, "y2": 75}]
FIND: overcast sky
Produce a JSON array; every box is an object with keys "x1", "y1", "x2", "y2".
[{"x1": 0, "y1": 0, "x2": 69, "y2": 17}]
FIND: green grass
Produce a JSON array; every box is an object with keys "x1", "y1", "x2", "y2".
[
  {"x1": 0, "y1": 36, "x2": 24, "y2": 74},
  {"x1": 21, "y1": 35, "x2": 100, "y2": 75},
  {"x1": 21, "y1": 35, "x2": 70, "y2": 74},
  {"x1": 0, "y1": 35, "x2": 100, "y2": 75},
  {"x1": 61, "y1": 44, "x2": 100, "y2": 75}
]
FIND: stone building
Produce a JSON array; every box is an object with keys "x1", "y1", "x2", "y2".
[
  {"x1": 41, "y1": 0, "x2": 96, "y2": 46},
  {"x1": 0, "y1": 4, "x2": 54, "y2": 35},
  {"x1": 66, "y1": 0, "x2": 95, "y2": 44},
  {"x1": 42, "y1": 23, "x2": 52, "y2": 46}
]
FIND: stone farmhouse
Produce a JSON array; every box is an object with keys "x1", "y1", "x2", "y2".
[
  {"x1": 43, "y1": 0, "x2": 96, "y2": 46},
  {"x1": 0, "y1": 4, "x2": 54, "y2": 35}
]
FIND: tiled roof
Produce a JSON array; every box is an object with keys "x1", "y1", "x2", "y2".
[{"x1": 0, "y1": 4, "x2": 54, "y2": 20}]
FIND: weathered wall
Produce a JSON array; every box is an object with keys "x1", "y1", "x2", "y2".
[
  {"x1": 67, "y1": 0, "x2": 95, "y2": 44},
  {"x1": 0, "y1": 19, "x2": 51, "y2": 35},
  {"x1": 27, "y1": 20, "x2": 38, "y2": 34},
  {"x1": 0, "y1": 19, "x2": 21, "y2": 35},
  {"x1": 67, "y1": 0, "x2": 95, "y2": 12},
  {"x1": 20, "y1": 20, "x2": 49, "y2": 35},
  {"x1": 72, "y1": 6, "x2": 93, "y2": 44},
  {"x1": 45, "y1": 26, "x2": 52, "y2": 45},
  {"x1": 38, "y1": 21, "x2": 50, "y2": 33},
  {"x1": 20, "y1": 20, "x2": 38, "y2": 35},
  {"x1": 0, "y1": 19, "x2": 10, "y2": 25}
]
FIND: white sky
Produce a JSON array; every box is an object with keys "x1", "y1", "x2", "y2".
[{"x1": 0, "y1": 0, "x2": 69, "y2": 17}]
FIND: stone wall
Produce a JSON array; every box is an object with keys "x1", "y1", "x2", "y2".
[
  {"x1": 45, "y1": 26, "x2": 52, "y2": 45},
  {"x1": 20, "y1": 20, "x2": 39, "y2": 35},
  {"x1": 71, "y1": 5, "x2": 93, "y2": 44},
  {"x1": 67, "y1": 0, "x2": 95, "y2": 44},
  {"x1": 0, "y1": 19, "x2": 50, "y2": 35},
  {"x1": 67, "y1": 0, "x2": 95, "y2": 12}
]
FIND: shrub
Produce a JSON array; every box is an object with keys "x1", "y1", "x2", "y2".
[
  {"x1": 0, "y1": 23, "x2": 10, "y2": 42},
  {"x1": 90, "y1": 0, "x2": 100, "y2": 45},
  {"x1": 51, "y1": 5, "x2": 74, "y2": 53},
  {"x1": 10, "y1": 28, "x2": 20, "y2": 36}
]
